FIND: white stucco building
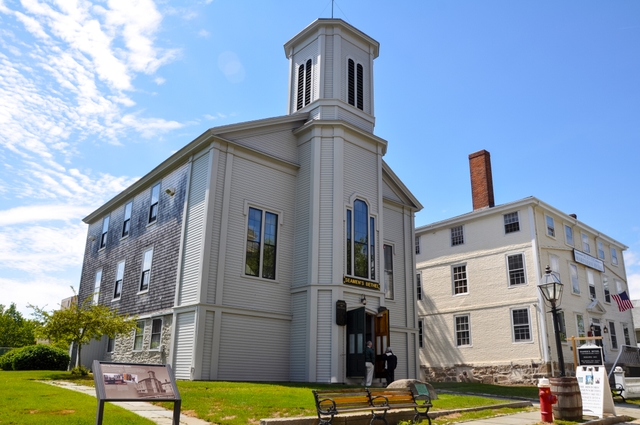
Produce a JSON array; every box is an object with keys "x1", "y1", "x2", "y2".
[
  {"x1": 415, "y1": 150, "x2": 633, "y2": 384},
  {"x1": 78, "y1": 18, "x2": 423, "y2": 383}
]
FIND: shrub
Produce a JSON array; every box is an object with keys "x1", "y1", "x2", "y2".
[
  {"x1": 71, "y1": 365, "x2": 90, "y2": 376},
  {"x1": 6, "y1": 344, "x2": 69, "y2": 371},
  {"x1": 0, "y1": 348, "x2": 20, "y2": 370}
]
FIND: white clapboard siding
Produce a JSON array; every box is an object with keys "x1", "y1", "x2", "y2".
[
  {"x1": 231, "y1": 128, "x2": 300, "y2": 165},
  {"x1": 336, "y1": 108, "x2": 374, "y2": 133},
  {"x1": 324, "y1": 35, "x2": 334, "y2": 98},
  {"x1": 384, "y1": 206, "x2": 408, "y2": 326},
  {"x1": 391, "y1": 332, "x2": 408, "y2": 380},
  {"x1": 382, "y1": 180, "x2": 403, "y2": 204},
  {"x1": 173, "y1": 311, "x2": 196, "y2": 380},
  {"x1": 293, "y1": 142, "x2": 312, "y2": 287},
  {"x1": 178, "y1": 152, "x2": 210, "y2": 306},
  {"x1": 291, "y1": 41, "x2": 319, "y2": 109},
  {"x1": 340, "y1": 41, "x2": 371, "y2": 114},
  {"x1": 343, "y1": 142, "x2": 377, "y2": 211},
  {"x1": 200, "y1": 311, "x2": 215, "y2": 380},
  {"x1": 206, "y1": 151, "x2": 227, "y2": 305},
  {"x1": 318, "y1": 139, "x2": 334, "y2": 283},
  {"x1": 316, "y1": 290, "x2": 332, "y2": 382},
  {"x1": 218, "y1": 313, "x2": 290, "y2": 381},
  {"x1": 290, "y1": 291, "x2": 308, "y2": 381}
]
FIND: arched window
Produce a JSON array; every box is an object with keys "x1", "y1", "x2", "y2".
[
  {"x1": 347, "y1": 59, "x2": 364, "y2": 111},
  {"x1": 346, "y1": 199, "x2": 375, "y2": 279},
  {"x1": 296, "y1": 59, "x2": 312, "y2": 111}
]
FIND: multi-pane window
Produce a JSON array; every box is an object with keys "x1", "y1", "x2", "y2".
[
  {"x1": 587, "y1": 270, "x2": 596, "y2": 300},
  {"x1": 453, "y1": 265, "x2": 468, "y2": 295},
  {"x1": 623, "y1": 324, "x2": 631, "y2": 346},
  {"x1": 347, "y1": 59, "x2": 364, "y2": 110},
  {"x1": 609, "y1": 321, "x2": 618, "y2": 349},
  {"x1": 415, "y1": 235, "x2": 420, "y2": 254},
  {"x1": 503, "y1": 212, "x2": 520, "y2": 234},
  {"x1": 122, "y1": 201, "x2": 132, "y2": 238},
  {"x1": 296, "y1": 59, "x2": 312, "y2": 110},
  {"x1": 570, "y1": 264, "x2": 580, "y2": 294},
  {"x1": 507, "y1": 254, "x2": 526, "y2": 286},
  {"x1": 546, "y1": 215, "x2": 555, "y2": 237},
  {"x1": 597, "y1": 241, "x2": 605, "y2": 260},
  {"x1": 451, "y1": 225, "x2": 464, "y2": 246},
  {"x1": 418, "y1": 320, "x2": 424, "y2": 348},
  {"x1": 113, "y1": 261, "x2": 125, "y2": 299},
  {"x1": 565, "y1": 225, "x2": 574, "y2": 246},
  {"x1": 603, "y1": 275, "x2": 611, "y2": 303},
  {"x1": 100, "y1": 215, "x2": 110, "y2": 249},
  {"x1": 416, "y1": 273, "x2": 422, "y2": 301},
  {"x1": 576, "y1": 314, "x2": 586, "y2": 338},
  {"x1": 345, "y1": 200, "x2": 375, "y2": 280},
  {"x1": 139, "y1": 248, "x2": 153, "y2": 292},
  {"x1": 133, "y1": 321, "x2": 145, "y2": 351},
  {"x1": 455, "y1": 315, "x2": 471, "y2": 346},
  {"x1": 559, "y1": 311, "x2": 567, "y2": 342},
  {"x1": 384, "y1": 244, "x2": 394, "y2": 299},
  {"x1": 511, "y1": 308, "x2": 531, "y2": 342},
  {"x1": 93, "y1": 269, "x2": 102, "y2": 304},
  {"x1": 148, "y1": 183, "x2": 160, "y2": 224},
  {"x1": 150, "y1": 318, "x2": 162, "y2": 350},
  {"x1": 611, "y1": 248, "x2": 618, "y2": 265},
  {"x1": 582, "y1": 233, "x2": 591, "y2": 253},
  {"x1": 550, "y1": 254, "x2": 560, "y2": 275},
  {"x1": 245, "y1": 207, "x2": 278, "y2": 280}
]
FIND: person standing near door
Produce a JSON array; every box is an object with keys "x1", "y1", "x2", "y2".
[
  {"x1": 384, "y1": 347, "x2": 397, "y2": 386},
  {"x1": 365, "y1": 340, "x2": 375, "y2": 387}
]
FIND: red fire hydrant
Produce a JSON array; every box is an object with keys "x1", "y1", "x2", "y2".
[{"x1": 538, "y1": 378, "x2": 557, "y2": 423}]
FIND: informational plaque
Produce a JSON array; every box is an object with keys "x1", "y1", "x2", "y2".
[{"x1": 575, "y1": 345, "x2": 615, "y2": 418}]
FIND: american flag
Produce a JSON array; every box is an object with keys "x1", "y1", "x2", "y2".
[{"x1": 612, "y1": 290, "x2": 634, "y2": 312}]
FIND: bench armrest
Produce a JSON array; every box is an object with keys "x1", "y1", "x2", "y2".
[
  {"x1": 370, "y1": 394, "x2": 389, "y2": 407},
  {"x1": 414, "y1": 394, "x2": 432, "y2": 405},
  {"x1": 316, "y1": 398, "x2": 338, "y2": 415}
]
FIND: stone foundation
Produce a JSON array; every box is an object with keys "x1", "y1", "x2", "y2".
[{"x1": 421, "y1": 361, "x2": 576, "y2": 385}]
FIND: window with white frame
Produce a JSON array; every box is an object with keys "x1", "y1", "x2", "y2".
[
  {"x1": 611, "y1": 247, "x2": 618, "y2": 265},
  {"x1": 345, "y1": 199, "x2": 375, "y2": 280},
  {"x1": 133, "y1": 321, "x2": 145, "y2": 350},
  {"x1": 615, "y1": 279, "x2": 623, "y2": 295},
  {"x1": 150, "y1": 318, "x2": 162, "y2": 350},
  {"x1": 570, "y1": 263, "x2": 580, "y2": 294},
  {"x1": 451, "y1": 225, "x2": 464, "y2": 246},
  {"x1": 511, "y1": 308, "x2": 531, "y2": 342},
  {"x1": 347, "y1": 59, "x2": 364, "y2": 110},
  {"x1": 609, "y1": 321, "x2": 618, "y2": 349},
  {"x1": 559, "y1": 310, "x2": 567, "y2": 342},
  {"x1": 122, "y1": 201, "x2": 132, "y2": 238},
  {"x1": 418, "y1": 320, "x2": 423, "y2": 348},
  {"x1": 576, "y1": 314, "x2": 586, "y2": 338},
  {"x1": 582, "y1": 233, "x2": 591, "y2": 253},
  {"x1": 587, "y1": 270, "x2": 596, "y2": 300},
  {"x1": 623, "y1": 324, "x2": 631, "y2": 346},
  {"x1": 100, "y1": 215, "x2": 110, "y2": 249},
  {"x1": 416, "y1": 273, "x2": 422, "y2": 301},
  {"x1": 148, "y1": 183, "x2": 160, "y2": 224},
  {"x1": 507, "y1": 253, "x2": 526, "y2": 286},
  {"x1": 565, "y1": 225, "x2": 574, "y2": 246},
  {"x1": 296, "y1": 59, "x2": 312, "y2": 111},
  {"x1": 597, "y1": 241, "x2": 605, "y2": 260},
  {"x1": 384, "y1": 244, "x2": 394, "y2": 299},
  {"x1": 550, "y1": 254, "x2": 560, "y2": 275},
  {"x1": 503, "y1": 212, "x2": 520, "y2": 234},
  {"x1": 93, "y1": 269, "x2": 102, "y2": 304},
  {"x1": 113, "y1": 261, "x2": 125, "y2": 299},
  {"x1": 455, "y1": 314, "x2": 471, "y2": 346},
  {"x1": 452, "y1": 265, "x2": 468, "y2": 295},
  {"x1": 546, "y1": 215, "x2": 555, "y2": 237},
  {"x1": 603, "y1": 275, "x2": 611, "y2": 303},
  {"x1": 246, "y1": 206, "x2": 278, "y2": 280},
  {"x1": 139, "y1": 248, "x2": 153, "y2": 292},
  {"x1": 415, "y1": 235, "x2": 420, "y2": 254}
]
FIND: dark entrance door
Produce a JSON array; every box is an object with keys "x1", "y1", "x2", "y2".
[
  {"x1": 346, "y1": 307, "x2": 365, "y2": 377},
  {"x1": 374, "y1": 309, "x2": 390, "y2": 379}
]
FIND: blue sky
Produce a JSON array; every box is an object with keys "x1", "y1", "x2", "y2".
[{"x1": 0, "y1": 0, "x2": 638, "y2": 316}]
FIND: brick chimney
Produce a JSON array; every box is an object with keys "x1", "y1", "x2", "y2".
[{"x1": 469, "y1": 150, "x2": 495, "y2": 210}]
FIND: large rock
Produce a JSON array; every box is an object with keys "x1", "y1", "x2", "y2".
[{"x1": 387, "y1": 379, "x2": 438, "y2": 400}]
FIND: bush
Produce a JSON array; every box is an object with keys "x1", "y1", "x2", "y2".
[
  {"x1": 71, "y1": 365, "x2": 90, "y2": 376},
  {"x1": 2, "y1": 344, "x2": 69, "y2": 371},
  {"x1": 0, "y1": 348, "x2": 20, "y2": 370}
]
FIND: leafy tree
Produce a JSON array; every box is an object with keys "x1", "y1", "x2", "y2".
[
  {"x1": 0, "y1": 303, "x2": 36, "y2": 348},
  {"x1": 30, "y1": 292, "x2": 137, "y2": 368}
]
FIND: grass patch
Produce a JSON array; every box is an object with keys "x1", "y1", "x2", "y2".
[{"x1": 430, "y1": 381, "x2": 538, "y2": 399}]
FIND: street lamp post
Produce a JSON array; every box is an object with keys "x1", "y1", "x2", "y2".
[{"x1": 538, "y1": 265, "x2": 565, "y2": 377}]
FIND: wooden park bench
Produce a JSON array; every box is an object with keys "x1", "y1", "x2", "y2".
[{"x1": 312, "y1": 386, "x2": 432, "y2": 425}]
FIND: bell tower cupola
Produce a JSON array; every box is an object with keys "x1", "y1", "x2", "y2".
[{"x1": 284, "y1": 19, "x2": 380, "y2": 133}]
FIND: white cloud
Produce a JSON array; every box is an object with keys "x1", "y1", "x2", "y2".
[
  {"x1": 204, "y1": 112, "x2": 227, "y2": 120},
  {"x1": 627, "y1": 273, "x2": 640, "y2": 300},
  {"x1": 0, "y1": 275, "x2": 78, "y2": 317},
  {"x1": 154, "y1": 76, "x2": 165, "y2": 85},
  {"x1": 218, "y1": 51, "x2": 245, "y2": 84},
  {"x1": 198, "y1": 29, "x2": 209, "y2": 38}
]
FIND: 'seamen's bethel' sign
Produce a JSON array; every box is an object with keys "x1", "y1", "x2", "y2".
[
  {"x1": 578, "y1": 347, "x2": 604, "y2": 366},
  {"x1": 93, "y1": 361, "x2": 181, "y2": 425}
]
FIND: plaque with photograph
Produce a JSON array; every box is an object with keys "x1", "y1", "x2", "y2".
[{"x1": 93, "y1": 361, "x2": 180, "y2": 401}]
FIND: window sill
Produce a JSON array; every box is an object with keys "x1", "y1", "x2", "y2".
[
  {"x1": 120, "y1": 235, "x2": 130, "y2": 241},
  {"x1": 112, "y1": 298, "x2": 121, "y2": 302},
  {"x1": 242, "y1": 273, "x2": 280, "y2": 284},
  {"x1": 146, "y1": 220, "x2": 157, "y2": 229},
  {"x1": 137, "y1": 289, "x2": 149, "y2": 295}
]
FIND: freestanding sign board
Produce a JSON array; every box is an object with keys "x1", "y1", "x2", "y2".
[
  {"x1": 93, "y1": 361, "x2": 181, "y2": 425},
  {"x1": 576, "y1": 345, "x2": 615, "y2": 418}
]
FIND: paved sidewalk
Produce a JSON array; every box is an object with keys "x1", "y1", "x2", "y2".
[{"x1": 43, "y1": 381, "x2": 209, "y2": 425}]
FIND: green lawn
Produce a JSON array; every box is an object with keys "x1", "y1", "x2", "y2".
[{"x1": 430, "y1": 381, "x2": 539, "y2": 399}]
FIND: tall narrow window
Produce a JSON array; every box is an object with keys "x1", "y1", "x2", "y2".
[
  {"x1": 609, "y1": 321, "x2": 618, "y2": 349},
  {"x1": 93, "y1": 270, "x2": 102, "y2": 304},
  {"x1": 603, "y1": 275, "x2": 611, "y2": 303},
  {"x1": 546, "y1": 215, "x2": 555, "y2": 237},
  {"x1": 453, "y1": 265, "x2": 468, "y2": 295},
  {"x1": 139, "y1": 248, "x2": 153, "y2": 292},
  {"x1": 356, "y1": 63, "x2": 363, "y2": 110},
  {"x1": 597, "y1": 241, "x2": 605, "y2": 260},
  {"x1": 133, "y1": 321, "x2": 145, "y2": 351},
  {"x1": 511, "y1": 308, "x2": 531, "y2": 342},
  {"x1": 106, "y1": 337, "x2": 115, "y2": 353},
  {"x1": 415, "y1": 235, "x2": 420, "y2": 254},
  {"x1": 122, "y1": 201, "x2": 132, "y2": 238},
  {"x1": 503, "y1": 212, "x2": 520, "y2": 234},
  {"x1": 623, "y1": 324, "x2": 631, "y2": 346},
  {"x1": 296, "y1": 63, "x2": 305, "y2": 110},
  {"x1": 587, "y1": 270, "x2": 596, "y2": 300},
  {"x1": 245, "y1": 207, "x2": 278, "y2": 280},
  {"x1": 565, "y1": 225, "x2": 574, "y2": 246},
  {"x1": 148, "y1": 183, "x2": 160, "y2": 224},
  {"x1": 451, "y1": 225, "x2": 464, "y2": 246},
  {"x1": 370, "y1": 218, "x2": 376, "y2": 280},
  {"x1": 113, "y1": 261, "x2": 125, "y2": 299},
  {"x1": 559, "y1": 311, "x2": 567, "y2": 342},
  {"x1": 576, "y1": 314, "x2": 586, "y2": 338},
  {"x1": 418, "y1": 320, "x2": 423, "y2": 348},
  {"x1": 416, "y1": 273, "x2": 422, "y2": 301},
  {"x1": 347, "y1": 59, "x2": 364, "y2": 111},
  {"x1": 150, "y1": 318, "x2": 162, "y2": 350},
  {"x1": 100, "y1": 215, "x2": 110, "y2": 249},
  {"x1": 570, "y1": 264, "x2": 580, "y2": 294},
  {"x1": 582, "y1": 233, "x2": 591, "y2": 253},
  {"x1": 611, "y1": 247, "x2": 618, "y2": 265},
  {"x1": 455, "y1": 315, "x2": 471, "y2": 346},
  {"x1": 304, "y1": 59, "x2": 311, "y2": 106},
  {"x1": 507, "y1": 254, "x2": 526, "y2": 286},
  {"x1": 345, "y1": 199, "x2": 376, "y2": 280},
  {"x1": 550, "y1": 254, "x2": 560, "y2": 275},
  {"x1": 384, "y1": 244, "x2": 394, "y2": 299},
  {"x1": 346, "y1": 210, "x2": 352, "y2": 274}
]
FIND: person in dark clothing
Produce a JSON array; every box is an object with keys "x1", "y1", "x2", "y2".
[
  {"x1": 384, "y1": 346, "x2": 397, "y2": 386},
  {"x1": 365, "y1": 340, "x2": 375, "y2": 387}
]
